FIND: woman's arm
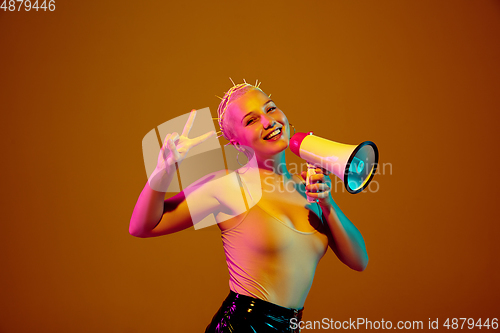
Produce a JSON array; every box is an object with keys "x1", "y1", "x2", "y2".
[
  {"x1": 303, "y1": 169, "x2": 369, "y2": 271},
  {"x1": 129, "y1": 109, "x2": 217, "y2": 237},
  {"x1": 129, "y1": 169, "x2": 224, "y2": 238},
  {"x1": 318, "y1": 199, "x2": 369, "y2": 271},
  {"x1": 129, "y1": 176, "x2": 172, "y2": 237}
]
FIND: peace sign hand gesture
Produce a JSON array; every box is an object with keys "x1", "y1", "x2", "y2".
[
  {"x1": 149, "y1": 109, "x2": 216, "y2": 192},
  {"x1": 156, "y1": 109, "x2": 216, "y2": 170}
]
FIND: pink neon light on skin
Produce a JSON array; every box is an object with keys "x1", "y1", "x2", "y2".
[
  {"x1": 224, "y1": 88, "x2": 291, "y2": 171},
  {"x1": 130, "y1": 84, "x2": 368, "y2": 311}
]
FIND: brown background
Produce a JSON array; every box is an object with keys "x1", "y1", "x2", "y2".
[{"x1": 1, "y1": 0, "x2": 499, "y2": 332}]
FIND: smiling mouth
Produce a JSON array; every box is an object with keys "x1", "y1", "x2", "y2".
[{"x1": 263, "y1": 127, "x2": 282, "y2": 140}]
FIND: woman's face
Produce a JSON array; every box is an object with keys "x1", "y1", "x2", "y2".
[{"x1": 225, "y1": 88, "x2": 290, "y2": 158}]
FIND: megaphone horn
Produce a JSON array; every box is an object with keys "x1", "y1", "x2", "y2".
[{"x1": 289, "y1": 132, "x2": 379, "y2": 194}]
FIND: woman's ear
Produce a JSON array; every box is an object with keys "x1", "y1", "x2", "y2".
[
  {"x1": 229, "y1": 137, "x2": 250, "y2": 154},
  {"x1": 229, "y1": 139, "x2": 242, "y2": 151},
  {"x1": 234, "y1": 143, "x2": 245, "y2": 152}
]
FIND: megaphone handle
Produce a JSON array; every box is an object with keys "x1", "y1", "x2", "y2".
[{"x1": 306, "y1": 162, "x2": 317, "y2": 203}]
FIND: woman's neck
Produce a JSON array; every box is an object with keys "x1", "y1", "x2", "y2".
[
  {"x1": 256, "y1": 150, "x2": 289, "y2": 174},
  {"x1": 235, "y1": 150, "x2": 296, "y2": 197},
  {"x1": 255, "y1": 151, "x2": 294, "y2": 189}
]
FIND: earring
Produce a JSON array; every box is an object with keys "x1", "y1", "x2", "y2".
[
  {"x1": 236, "y1": 150, "x2": 245, "y2": 166},
  {"x1": 234, "y1": 143, "x2": 246, "y2": 166},
  {"x1": 289, "y1": 123, "x2": 296, "y2": 138}
]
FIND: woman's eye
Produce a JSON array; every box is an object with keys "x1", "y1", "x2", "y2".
[
  {"x1": 246, "y1": 119, "x2": 255, "y2": 125},
  {"x1": 267, "y1": 107, "x2": 276, "y2": 112}
]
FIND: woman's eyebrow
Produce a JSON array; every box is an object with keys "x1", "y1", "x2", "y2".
[
  {"x1": 240, "y1": 100, "x2": 275, "y2": 123},
  {"x1": 241, "y1": 112, "x2": 254, "y2": 123},
  {"x1": 241, "y1": 99, "x2": 274, "y2": 123}
]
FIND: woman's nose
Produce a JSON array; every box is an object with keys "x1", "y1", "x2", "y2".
[{"x1": 261, "y1": 114, "x2": 276, "y2": 129}]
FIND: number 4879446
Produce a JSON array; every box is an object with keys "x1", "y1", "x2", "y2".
[{"x1": 1, "y1": 0, "x2": 56, "y2": 11}]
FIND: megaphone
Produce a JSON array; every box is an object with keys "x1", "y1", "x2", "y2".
[{"x1": 289, "y1": 132, "x2": 379, "y2": 194}]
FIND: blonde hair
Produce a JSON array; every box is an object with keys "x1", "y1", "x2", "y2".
[{"x1": 216, "y1": 78, "x2": 270, "y2": 141}]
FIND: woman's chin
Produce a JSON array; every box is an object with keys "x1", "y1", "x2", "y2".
[{"x1": 257, "y1": 138, "x2": 289, "y2": 156}]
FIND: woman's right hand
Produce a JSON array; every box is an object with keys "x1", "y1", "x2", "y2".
[{"x1": 149, "y1": 109, "x2": 216, "y2": 191}]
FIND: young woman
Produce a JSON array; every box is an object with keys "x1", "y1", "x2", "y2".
[{"x1": 129, "y1": 81, "x2": 368, "y2": 333}]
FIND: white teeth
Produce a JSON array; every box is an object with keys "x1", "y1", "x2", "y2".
[{"x1": 265, "y1": 128, "x2": 281, "y2": 140}]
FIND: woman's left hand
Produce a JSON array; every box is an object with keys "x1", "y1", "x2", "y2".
[{"x1": 301, "y1": 167, "x2": 334, "y2": 208}]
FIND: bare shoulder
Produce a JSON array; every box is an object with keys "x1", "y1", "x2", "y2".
[
  {"x1": 183, "y1": 169, "x2": 240, "y2": 199},
  {"x1": 186, "y1": 169, "x2": 231, "y2": 188}
]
